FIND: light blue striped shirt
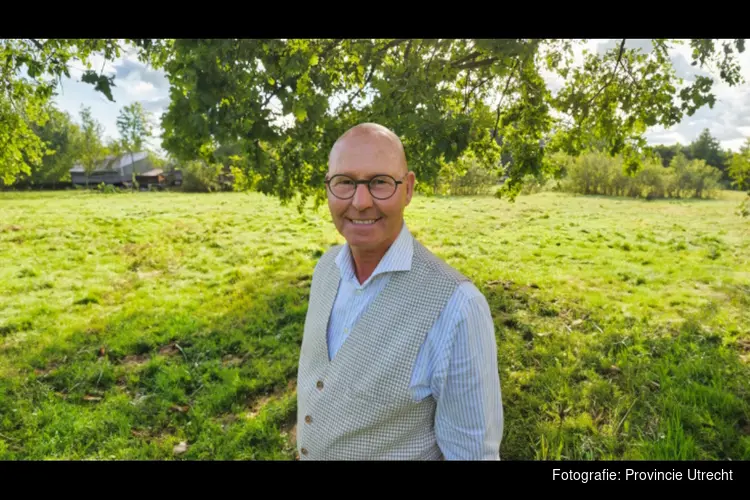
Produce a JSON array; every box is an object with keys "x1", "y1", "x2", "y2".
[{"x1": 326, "y1": 223, "x2": 503, "y2": 460}]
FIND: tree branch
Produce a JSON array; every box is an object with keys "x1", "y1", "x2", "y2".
[
  {"x1": 468, "y1": 76, "x2": 491, "y2": 99},
  {"x1": 622, "y1": 58, "x2": 641, "y2": 88},
  {"x1": 24, "y1": 39, "x2": 59, "y2": 73},
  {"x1": 453, "y1": 57, "x2": 499, "y2": 71},
  {"x1": 490, "y1": 43, "x2": 537, "y2": 142},
  {"x1": 28, "y1": 39, "x2": 45, "y2": 52},
  {"x1": 425, "y1": 42, "x2": 442, "y2": 74},
  {"x1": 585, "y1": 39, "x2": 626, "y2": 108},
  {"x1": 492, "y1": 59, "x2": 521, "y2": 140},
  {"x1": 345, "y1": 63, "x2": 377, "y2": 110},
  {"x1": 378, "y1": 39, "x2": 409, "y2": 55},
  {"x1": 343, "y1": 39, "x2": 409, "y2": 113},
  {"x1": 319, "y1": 40, "x2": 343, "y2": 63},
  {"x1": 653, "y1": 39, "x2": 669, "y2": 55},
  {"x1": 262, "y1": 87, "x2": 279, "y2": 108},
  {"x1": 464, "y1": 69, "x2": 471, "y2": 112},
  {"x1": 450, "y1": 50, "x2": 482, "y2": 68}
]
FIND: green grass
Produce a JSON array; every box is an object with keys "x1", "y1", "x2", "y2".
[{"x1": 1, "y1": 189, "x2": 748, "y2": 460}]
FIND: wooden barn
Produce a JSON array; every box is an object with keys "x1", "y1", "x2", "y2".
[
  {"x1": 135, "y1": 169, "x2": 166, "y2": 189},
  {"x1": 70, "y1": 152, "x2": 157, "y2": 187}
]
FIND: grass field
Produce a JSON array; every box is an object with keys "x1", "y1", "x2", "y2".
[{"x1": 1, "y1": 188, "x2": 749, "y2": 460}]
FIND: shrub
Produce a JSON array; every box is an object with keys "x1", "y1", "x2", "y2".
[
  {"x1": 737, "y1": 192, "x2": 749, "y2": 218},
  {"x1": 448, "y1": 163, "x2": 498, "y2": 196},
  {"x1": 562, "y1": 151, "x2": 618, "y2": 196},
  {"x1": 181, "y1": 160, "x2": 224, "y2": 193},
  {"x1": 432, "y1": 153, "x2": 500, "y2": 196},
  {"x1": 560, "y1": 151, "x2": 723, "y2": 200}
]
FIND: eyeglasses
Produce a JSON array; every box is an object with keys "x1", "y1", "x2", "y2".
[{"x1": 325, "y1": 174, "x2": 406, "y2": 200}]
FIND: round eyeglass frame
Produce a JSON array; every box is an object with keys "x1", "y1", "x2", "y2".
[{"x1": 324, "y1": 173, "x2": 406, "y2": 200}]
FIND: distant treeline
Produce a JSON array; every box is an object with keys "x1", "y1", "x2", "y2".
[
  {"x1": 648, "y1": 128, "x2": 744, "y2": 188},
  {"x1": 432, "y1": 128, "x2": 750, "y2": 200}
]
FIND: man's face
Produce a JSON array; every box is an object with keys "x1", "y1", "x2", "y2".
[{"x1": 326, "y1": 133, "x2": 415, "y2": 252}]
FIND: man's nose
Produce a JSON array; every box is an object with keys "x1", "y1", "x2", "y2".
[{"x1": 351, "y1": 183, "x2": 373, "y2": 211}]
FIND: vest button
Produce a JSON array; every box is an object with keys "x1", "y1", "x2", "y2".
[
  {"x1": 316, "y1": 380, "x2": 324, "y2": 390},
  {"x1": 305, "y1": 415, "x2": 312, "y2": 424}
]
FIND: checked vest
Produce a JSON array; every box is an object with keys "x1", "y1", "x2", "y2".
[{"x1": 296, "y1": 239, "x2": 468, "y2": 460}]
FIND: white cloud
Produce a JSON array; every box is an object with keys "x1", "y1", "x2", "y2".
[
  {"x1": 123, "y1": 80, "x2": 156, "y2": 98},
  {"x1": 723, "y1": 137, "x2": 747, "y2": 152},
  {"x1": 645, "y1": 129, "x2": 687, "y2": 145}
]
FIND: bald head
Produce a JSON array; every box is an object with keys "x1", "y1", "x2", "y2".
[{"x1": 328, "y1": 123, "x2": 407, "y2": 176}]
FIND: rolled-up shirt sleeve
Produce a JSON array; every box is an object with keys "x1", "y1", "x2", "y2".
[{"x1": 434, "y1": 287, "x2": 503, "y2": 460}]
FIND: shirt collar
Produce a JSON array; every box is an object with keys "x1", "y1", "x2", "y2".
[{"x1": 335, "y1": 222, "x2": 413, "y2": 287}]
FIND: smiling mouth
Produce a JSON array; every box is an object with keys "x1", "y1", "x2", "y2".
[{"x1": 347, "y1": 217, "x2": 382, "y2": 225}]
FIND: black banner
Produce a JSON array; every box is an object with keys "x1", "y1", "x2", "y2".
[{"x1": 1, "y1": 458, "x2": 747, "y2": 490}]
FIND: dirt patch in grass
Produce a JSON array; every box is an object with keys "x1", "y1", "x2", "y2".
[
  {"x1": 246, "y1": 379, "x2": 297, "y2": 419},
  {"x1": 158, "y1": 343, "x2": 180, "y2": 356},
  {"x1": 121, "y1": 354, "x2": 149, "y2": 367},
  {"x1": 221, "y1": 354, "x2": 246, "y2": 367}
]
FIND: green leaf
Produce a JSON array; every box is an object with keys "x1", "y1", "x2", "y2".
[
  {"x1": 81, "y1": 71, "x2": 116, "y2": 102},
  {"x1": 309, "y1": 54, "x2": 319, "y2": 66},
  {"x1": 294, "y1": 108, "x2": 308, "y2": 122}
]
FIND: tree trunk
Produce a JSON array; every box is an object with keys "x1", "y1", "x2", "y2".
[{"x1": 131, "y1": 152, "x2": 136, "y2": 189}]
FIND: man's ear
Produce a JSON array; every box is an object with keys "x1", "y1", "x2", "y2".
[{"x1": 404, "y1": 171, "x2": 416, "y2": 205}]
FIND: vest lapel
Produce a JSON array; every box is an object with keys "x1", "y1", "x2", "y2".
[{"x1": 317, "y1": 257, "x2": 341, "y2": 363}]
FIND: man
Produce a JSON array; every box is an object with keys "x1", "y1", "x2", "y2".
[{"x1": 296, "y1": 123, "x2": 503, "y2": 460}]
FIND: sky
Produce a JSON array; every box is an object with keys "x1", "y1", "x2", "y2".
[
  {"x1": 53, "y1": 45, "x2": 170, "y2": 152},
  {"x1": 51, "y1": 39, "x2": 750, "y2": 156}
]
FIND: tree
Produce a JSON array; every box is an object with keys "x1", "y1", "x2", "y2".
[
  {"x1": 687, "y1": 128, "x2": 730, "y2": 184},
  {"x1": 105, "y1": 136, "x2": 124, "y2": 158},
  {"x1": 651, "y1": 143, "x2": 686, "y2": 168},
  {"x1": 116, "y1": 102, "x2": 153, "y2": 185},
  {"x1": 143, "y1": 38, "x2": 747, "y2": 207},
  {"x1": 16, "y1": 107, "x2": 83, "y2": 188},
  {"x1": 728, "y1": 137, "x2": 750, "y2": 190},
  {"x1": 0, "y1": 91, "x2": 48, "y2": 186},
  {"x1": 76, "y1": 106, "x2": 107, "y2": 186}
]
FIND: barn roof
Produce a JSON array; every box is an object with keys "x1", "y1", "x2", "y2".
[{"x1": 70, "y1": 151, "x2": 150, "y2": 173}]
